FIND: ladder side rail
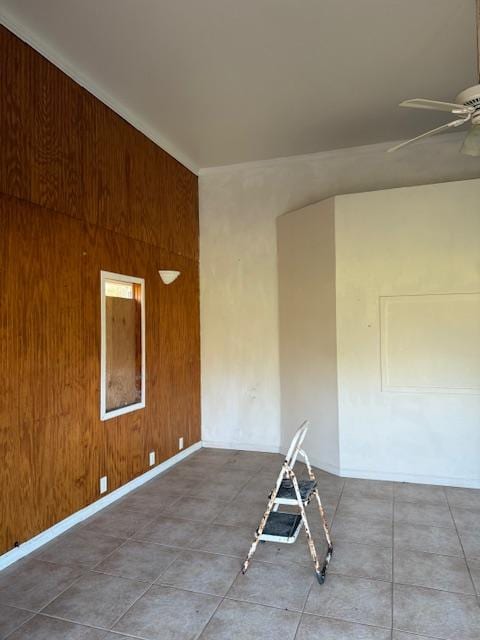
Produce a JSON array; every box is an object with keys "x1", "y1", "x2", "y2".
[
  {"x1": 298, "y1": 448, "x2": 334, "y2": 578},
  {"x1": 287, "y1": 467, "x2": 324, "y2": 583},
  {"x1": 285, "y1": 420, "x2": 309, "y2": 468},
  {"x1": 241, "y1": 460, "x2": 290, "y2": 574}
]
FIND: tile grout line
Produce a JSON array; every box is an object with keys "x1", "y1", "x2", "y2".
[
  {"x1": 5, "y1": 456, "x2": 478, "y2": 638},
  {"x1": 444, "y1": 491, "x2": 480, "y2": 608},
  {"x1": 97, "y1": 496, "x2": 243, "y2": 635},
  {"x1": 1, "y1": 569, "x2": 87, "y2": 640},
  {"x1": 106, "y1": 461, "x2": 257, "y2": 638},
  {"x1": 1, "y1": 608, "x2": 36, "y2": 640},
  {"x1": 200, "y1": 459, "x2": 329, "y2": 639},
  {"x1": 9, "y1": 610, "x2": 143, "y2": 640},
  {"x1": 291, "y1": 473, "x2": 346, "y2": 638},
  {"x1": 1, "y1": 454, "x2": 257, "y2": 639}
]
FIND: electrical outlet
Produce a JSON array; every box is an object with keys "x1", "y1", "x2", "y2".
[
  {"x1": 179, "y1": 437, "x2": 184, "y2": 450},
  {"x1": 99, "y1": 476, "x2": 108, "y2": 494},
  {"x1": 149, "y1": 451, "x2": 156, "y2": 466}
]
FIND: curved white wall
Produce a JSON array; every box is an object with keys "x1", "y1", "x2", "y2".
[
  {"x1": 277, "y1": 199, "x2": 340, "y2": 474},
  {"x1": 277, "y1": 179, "x2": 480, "y2": 488}
]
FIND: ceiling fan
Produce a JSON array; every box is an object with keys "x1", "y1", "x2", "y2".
[{"x1": 388, "y1": 0, "x2": 480, "y2": 155}]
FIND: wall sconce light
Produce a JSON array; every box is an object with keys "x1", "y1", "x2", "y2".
[{"x1": 158, "y1": 270, "x2": 181, "y2": 285}]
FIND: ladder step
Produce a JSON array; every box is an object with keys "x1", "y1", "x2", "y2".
[
  {"x1": 275, "y1": 479, "x2": 317, "y2": 505},
  {"x1": 259, "y1": 512, "x2": 303, "y2": 544}
]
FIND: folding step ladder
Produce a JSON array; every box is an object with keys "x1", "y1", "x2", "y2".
[{"x1": 241, "y1": 421, "x2": 333, "y2": 584}]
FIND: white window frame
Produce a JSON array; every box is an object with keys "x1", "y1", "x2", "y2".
[{"x1": 100, "y1": 270, "x2": 146, "y2": 421}]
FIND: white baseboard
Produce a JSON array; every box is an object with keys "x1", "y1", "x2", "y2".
[
  {"x1": 3, "y1": 436, "x2": 478, "y2": 572},
  {"x1": 339, "y1": 466, "x2": 480, "y2": 489},
  {"x1": 0, "y1": 441, "x2": 201, "y2": 572},
  {"x1": 202, "y1": 439, "x2": 282, "y2": 454}
]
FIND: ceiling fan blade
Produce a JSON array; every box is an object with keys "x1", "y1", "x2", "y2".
[
  {"x1": 461, "y1": 124, "x2": 480, "y2": 156},
  {"x1": 387, "y1": 119, "x2": 468, "y2": 153},
  {"x1": 399, "y1": 98, "x2": 474, "y2": 115}
]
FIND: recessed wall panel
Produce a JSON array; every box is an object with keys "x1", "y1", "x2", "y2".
[{"x1": 380, "y1": 293, "x2": 480, "y2": 394}]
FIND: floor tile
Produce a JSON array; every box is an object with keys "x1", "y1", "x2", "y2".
[
  {"x1": 394, "y1": 502, "x2": 454, "y2": 528},
  {"x1": 451, "y1": 507, "x2": 480, "y2": 533},
  {"x1": 210, "y1": 467, "x2": 254, "y2": 486},
  {"x1": 235, "y1": 480, "x2": 272, "y2": 502},
  {"x1": 257, "y1": 454, "x2": 286, "y2": 472},
  {"x1": 0, "y1": 604, "x2": 33, "y2": 639},
  {"x1": 159, "y1": 461, "x2": 207, "y2": 480},
  {"x1": 316, "y1": 477, "x2": 346, "y2": 498},
  {"x1": 5, "y1": 615, "x2": 109, "y2": 639},
  {"x1": 336, "y1": 496, "x2": 393, "y2": 520},
  {"x1": 343, "y1": 479, "x2": 394, "y2": 501},
  {"x1": 146, "y1": 473, "x2": 199, "y2": 496},
  {"x1": 253, "y1": 532, "x2": 327, "y2": 567},
  {"x1": 316, "y1": 489, "x2": 343, "y2": 507},
  {"x1": 227, "y1": 560, "x2": 314, "y2": 611},
  {"x1": 93, "y1": 540, "x2": 179, "y2": 582},
  {"x1": 82, "y1": 503, "x2": 159, "y2": 538},
  {"x1": 394, "y1": 483, "x2": 447, "y2": 505},
  {"x1": 304, "y1": 573, "x2": 392, "y2": 628},
  {"x1": 179, "y1": 459, "x2": 226, "y2": 475},
  {"x1": 392, "y1": 633, "x2": 438, "y2": 640},
  {"x1": 188, "y1": 479, "x2": 244, "y2": 502},
  {"x1": 227, "y1": 454, "x2": 265, "y2": 473},
  {"x1": 133, "y1": 515, "x2": 204, "y2": 547},
  {"x1": 98, "y1": 634, "x2": 139, "y2": 639},
  {"x1": 393, "y1": 583, "x2": 480, "y2": 639},
  {"x1": 36, "y1": 529, "x2": 124, "y2": 568},
  {"x1": 0, "y1": 559, "x2": 83, "y2": 610},
  {"x1": 394, "y1": 548, "x2": 475, "y2": 595},
  {"x1": 157, "y1": 550, "x2": 240, "y2": 595},
  {"x1": 329, "y1": 540, "x2": 392, "y2": 581},
  {"x1": 296, "y1": 614, "x2": 391, "y2": 640},
  {"x1": 43, "y1": 572, "x2": 148, "y2": 628},
  {"x1": 394, "y1": 521, "x2": 462, "y2": 557},
  {"x1": 199, "y1": 599, "x2": 300, "y2": 640},
  {"x1": 194, "y1": 524, "x2": 254, "y2": 558},
  {"x1": 3, "y1": 450, "x2": 480, "y2": 640},
  {"x1": 332, "y1": 514, "x2": 392, "y2": 547},
  {"x1": 307, "y1": 493, "x2": 339, "y2": 516},
  {"x1": 113, "y1": 585, "x2": 220, "y2": 640},
  {"x1": 164, "y1": 497, "x2": 228, "y2": 523},
  {"x1": 459, "y1": 530, "x2": 480, "y2": 560},
  {"x1": 445, "y1": 487, "x2": 480, "y2": 511},
  {"x1": 110, "y1": 491, "x2": 181, "y2": 516},
  {"x1": 215, "y1": 499, "x2": 266, "y2": 528},
  {"x1": 467, "y1": 558, "x2": 480, "y2": 593},
  {"x1": 194, "y1": 448, "x2": 238, "y2": 462}
]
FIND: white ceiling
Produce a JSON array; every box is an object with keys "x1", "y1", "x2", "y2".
[{"x1": 0, "y1": 0, "x2": 477, "y2": 172}]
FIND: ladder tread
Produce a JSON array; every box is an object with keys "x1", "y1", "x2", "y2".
[
  {"x1": 276, "y1": 479, "x2": 316, "y2": 502},
  {"x1": 260, "y1": 511, "x2": 302, "y2": 543}
]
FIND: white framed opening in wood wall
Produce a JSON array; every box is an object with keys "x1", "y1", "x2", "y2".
[{"x1": 100, "y1": 270, "x2": 146, "y2": 420}]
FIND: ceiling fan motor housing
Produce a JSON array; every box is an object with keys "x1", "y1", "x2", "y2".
[{"x1": 455, "y1": 84, "x2": 480, "y2": 123}]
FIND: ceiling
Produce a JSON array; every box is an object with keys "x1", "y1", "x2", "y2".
[{"x1": 0, "y1": 0, "x2": 477, "y2": 172}]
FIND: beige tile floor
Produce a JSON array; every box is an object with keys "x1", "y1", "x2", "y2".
[{"x1": 0, "y1": 448, "x2": 479, "y2": 639}]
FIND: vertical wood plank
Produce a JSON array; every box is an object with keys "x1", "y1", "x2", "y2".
[{"x1": 0, "y1": 23, "x2": 200, "y2": 556}]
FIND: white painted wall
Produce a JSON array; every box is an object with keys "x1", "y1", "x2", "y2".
[
  {"x1": 199, "y1": 134, "x2": 480, "y2": 454},
  {"x1": 277, "y1": 200, "x2": 339, "y2": 473},
  {"x1": 335, "y1": 180, "x2": 480, "y2": 487}
]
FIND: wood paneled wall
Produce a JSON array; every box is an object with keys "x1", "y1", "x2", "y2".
[{"x1": 0, "y1": 26, "x2": 200, "y2": 556}]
